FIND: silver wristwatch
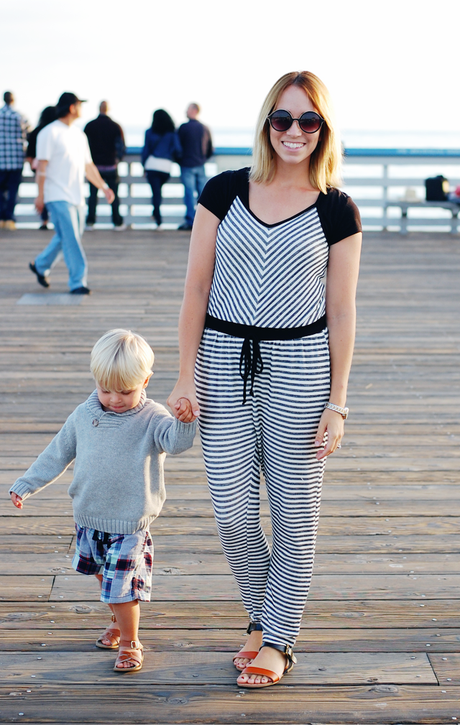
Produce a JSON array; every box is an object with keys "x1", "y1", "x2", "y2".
[{"x1": 325, "y1": 402, "x2": 349, "y2": 419}]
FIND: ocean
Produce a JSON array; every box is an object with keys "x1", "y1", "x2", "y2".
[{"x1": 124, "y1": 127, "x2": 460, "y2": 150}]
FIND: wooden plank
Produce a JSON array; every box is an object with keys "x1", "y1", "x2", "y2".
[
  {"x1": 429, "y1": 654, "x2": 460, "y2": 685},
  {"x1": 2, "y1": 515, "x2": 460, "y2": 537},
  {"x1": 45, "y1": 573, "x2": 460, "y2": 602},
  {"x1": 1, "y1": 551, "x2": 458, "y2": 576},
  {"x1": 4, "y1": 496, "x2": 460, "y2": 517},
  {"x1": 1, "y1": 532, "x2": 460, "y2": 556},
  {"x1": 4, "y1": 479, "x2": 460, "y2": 501},
  {"x1": 1, "y1": 599, "x2": 458, "y2": 630},
  {"x1": 0, "y1": 627, "x2": 459, "y2": 654},
  {"x1": 0, "y1": 577, "x2": 53, "y2": 601},
  {"x1": 0, "y1": 684, "x2": 459, "y2": 724},
  {"x1": 0, "y1": 651, "x2": 436, "y2": 685},
  {"x1": 0, "y1": 535, "x2": 72, "y2": 553}
]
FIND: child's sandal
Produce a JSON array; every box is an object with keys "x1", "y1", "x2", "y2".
[
  {"x1": 113, "y1": 640, "x2": 144, "y2": 673},
  {"x1": 96, "y1": 614, "x2": 120, "y2": 650}
]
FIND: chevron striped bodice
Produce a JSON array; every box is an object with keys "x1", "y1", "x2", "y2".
[
  {"x1": 207, "y1": 195, "x2": 328, "y2": 328},
  {"x1": 199, "y1": 168, "x2": 362, "y2": 329}
]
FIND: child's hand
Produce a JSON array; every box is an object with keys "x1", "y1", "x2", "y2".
[
  {"x1": 175, "y1": 397, "x2": 197, "y2": 423},
  {"x1": 167, "y1": 382, "x2": 200, "y2": 420},
  {"x1": 10, "y1": 492, "x2": 23, "y2": 509}
]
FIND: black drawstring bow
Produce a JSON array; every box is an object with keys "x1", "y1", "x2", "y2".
[
  {"x1": 204, "y1": 313, "x2": 327, "y2": 405},
  {"x1": 239, "y1": 337, "x2": 264, "y2": 404}
]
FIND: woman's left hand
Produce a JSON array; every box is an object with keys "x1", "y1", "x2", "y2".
[{"x1": 314, "y1": 408, "x2": 344, "y2": 459}]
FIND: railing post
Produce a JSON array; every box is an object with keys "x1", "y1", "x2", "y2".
[{"x1": 382, "y1": 161, "x2": 389, "y2": 231}]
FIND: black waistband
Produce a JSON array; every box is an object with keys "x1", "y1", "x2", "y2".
[{"x1": 204, "y1": 314, "x2": 327, "y2": 403}]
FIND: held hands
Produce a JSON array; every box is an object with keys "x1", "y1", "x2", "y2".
[
  {"x1": 314, "y1": 408, "x2": 345, "y2": 460},
  {"x1": 174, "y1": 398, "x2": 197, "y2": 423},
  {"x1": 167, "y1": 382, "x2": 200, "y2": 423},
  {"x1": 10, "y1": 492, "x2": 23, "y2": 509}
]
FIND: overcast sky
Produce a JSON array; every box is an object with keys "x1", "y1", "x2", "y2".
[{"x1": 2, "y1": 0, "x2": 460, "y2": 140}]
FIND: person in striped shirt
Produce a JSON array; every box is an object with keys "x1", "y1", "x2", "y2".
[{"x1": 168, "y1": 71, "x2": 362, "y2": 688}]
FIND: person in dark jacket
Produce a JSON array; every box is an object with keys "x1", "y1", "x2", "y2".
[
  {"x1": 26, "y1": 106, "x2": 56, "y2": 229},
  {"x1": 84, "y1": 101, "x2": 126, "y2": 230},
  {"x1": 177, "y1": 103, "x2": 213, "y2": 230},
  {"x1": 141, "y1": 110, "x2": 181, "y2": 228}
]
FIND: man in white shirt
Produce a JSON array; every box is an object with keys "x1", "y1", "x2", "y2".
[{"x1": 29, "y1": 92, "x2": 114, "y2": 294}]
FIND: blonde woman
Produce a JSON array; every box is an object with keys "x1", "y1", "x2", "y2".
[{"x1": 168, "y1": 71, "x2": 362, "y2": 688}]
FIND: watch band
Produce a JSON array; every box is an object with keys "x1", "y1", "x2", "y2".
[{"x1": 325, "y1": 402, "x2": 349, "y2": 419}]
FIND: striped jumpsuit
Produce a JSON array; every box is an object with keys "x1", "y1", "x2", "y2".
[{"x1": 196, "y1": 168, "x2": 361, "y2": 649}]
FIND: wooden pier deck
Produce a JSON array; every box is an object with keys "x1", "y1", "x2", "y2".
[{"x1": 0, "y1": 227, "x2": 459, "y2": 724}]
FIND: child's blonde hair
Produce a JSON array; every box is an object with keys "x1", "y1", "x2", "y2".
[{"x1": 90, "y1": 329, "x2": 154, "y2": 391}]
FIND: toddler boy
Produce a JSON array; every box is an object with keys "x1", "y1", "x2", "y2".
[{"x1": 10, "y1": 329, "x2": 196, "y2": 673}]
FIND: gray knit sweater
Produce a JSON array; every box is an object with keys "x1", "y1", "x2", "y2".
[{"x1": 10, "y1": 390, "x2": 196, "y2": 534}]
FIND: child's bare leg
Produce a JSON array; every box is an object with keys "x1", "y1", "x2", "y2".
[
  {"x1": 112, "y1": 600, "x2": 141, "y2": 670},
  {"x1": 95, "y1": 573, "x2": 120, "y2": 647}
]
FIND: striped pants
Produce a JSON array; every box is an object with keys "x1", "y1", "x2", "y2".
[{"x1": 195, "y1": 327, "x2": 330, "y2": 648}]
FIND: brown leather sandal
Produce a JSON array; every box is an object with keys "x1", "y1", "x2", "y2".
[
  {"x1": 238, "y1": 643, "x2": 297, "y2": 688},
  {"x1": 232, "y1": 622, "x2": 262, "y2": 671},
  {"x1": 113, "y1": 640, "x2": 144, "y2": 673},
  {"x1": 96, "y1": 614, "x2": 120, "y2": 650}
]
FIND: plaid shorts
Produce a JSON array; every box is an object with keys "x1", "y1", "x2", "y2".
[{"x1": 72, "y1": 525, "x2": 153, "y2": 604}]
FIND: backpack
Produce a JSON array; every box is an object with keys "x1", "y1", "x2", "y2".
[{"x1": 425, "y1": 176, "x2": 449, "y2": 201}]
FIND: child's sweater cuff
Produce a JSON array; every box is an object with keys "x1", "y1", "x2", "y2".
[{"x1": 9, "y1": 481, "x2": 33, "y2": 500}]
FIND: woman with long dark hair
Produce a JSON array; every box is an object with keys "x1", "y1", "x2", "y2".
[
  {"x1": 168, "y1": 71, "x2": 362, "y2": 688},
  {"x1": 26, "y1": 106, "x2": 56, "y2": 229},
  {"x1": 141, "y1": 109, "x2": 181, "y2": 228}
]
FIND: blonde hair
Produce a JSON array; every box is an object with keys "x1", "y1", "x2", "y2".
[
  {"x1": 250, "y1": 71, "x2": 342, "y2": 192},
  {"x1": 90, "y1": 329, "x2": 154, "y2": 391}
]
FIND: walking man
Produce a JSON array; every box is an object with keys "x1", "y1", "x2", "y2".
[
  {"x1": 84, "y1": 101, "x2": 126, "y2": 231},
  {"x1": 177, "y1": 103, "x2": 213, "y2": 230},
  {"x1": 30, "y1": 92, "x2": 114, "y2": 295},
  {"x1": 0, "y1": 91, "x2": 29, "y2": 230}
]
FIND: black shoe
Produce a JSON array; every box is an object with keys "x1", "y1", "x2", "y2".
[
  {"x1": 39, "y1": 223, "x2": 49, "y2": 230},
  {"x1": 29, "y1": 262, "x2": 50, "y2": 288},
  {"x1": 178, "y1": 223, "x2": 193, "y2": 231},
  {"x1": 70, "y1": 286, "x2": 91, "y2": 295}
]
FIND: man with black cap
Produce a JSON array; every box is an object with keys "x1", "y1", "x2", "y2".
[{"x1": 29, "y1": 92, "x2": 114, "y2": 294}]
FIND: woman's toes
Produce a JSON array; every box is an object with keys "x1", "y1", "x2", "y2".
[{"x1": 235, "y1": 657, "x2": 251, "y2": 671}]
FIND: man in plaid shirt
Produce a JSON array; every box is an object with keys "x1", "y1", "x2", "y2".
[{"x1": 0, "y1": 92, "x2": 29, "y2": 230}]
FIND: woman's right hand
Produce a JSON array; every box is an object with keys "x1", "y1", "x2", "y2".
[{"x1": 167, "y1": 380, "x2": 200, "y2": 421}]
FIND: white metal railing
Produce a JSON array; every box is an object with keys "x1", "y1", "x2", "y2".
[{"x1": 14, "y1": 148, "x2": 460, "y2": 233}]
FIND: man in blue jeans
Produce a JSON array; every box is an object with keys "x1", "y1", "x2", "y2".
[
  {"x1": 177, "y1": 103, "x2": 213, "y2": 231},
  {"x1": 29, "y1": 92, "x2": 114, "y2": 295},
  {"x1": 0, "y1": 91, "x2": 29, "y2": 230}
]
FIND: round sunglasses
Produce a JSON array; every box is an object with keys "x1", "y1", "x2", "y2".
[{"x1": 267, "y1": 109, "x2": 324, "y2": 134}]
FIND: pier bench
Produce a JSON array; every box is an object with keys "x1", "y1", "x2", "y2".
[{"x1": 384, "y1": 199, "x2": 460, "y2": 234}]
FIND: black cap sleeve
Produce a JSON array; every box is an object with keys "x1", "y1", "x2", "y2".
[
  {"x1": 198, "y1": 168, "x2": 250, "y2": 221},
  {"x1": 317, "y1": 188, "x2": 362, "y2": 246}
]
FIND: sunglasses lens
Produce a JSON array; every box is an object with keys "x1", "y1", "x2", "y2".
[
  {"x1": 269, "y1": 111, "x2": 292, "y2": 132},
  {"x1": 299, "y1": 113, "x2": 322, "y2": 133}
]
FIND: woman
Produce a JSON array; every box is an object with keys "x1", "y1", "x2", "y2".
[
  {"x1": 25, "y1": 105, "x2": 56, "y2": 230},
  {"x1": 168, "y1": 71, "x2": 362, "y2": 688},
  {"x1": 141, "y1": 109, "x2": 182, "y2": 228}
]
